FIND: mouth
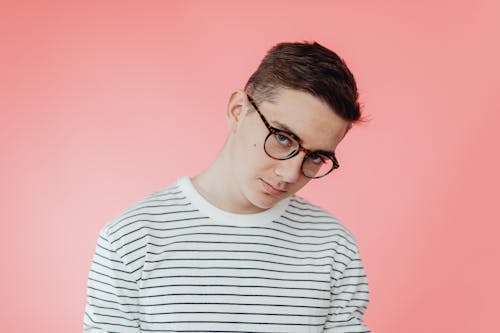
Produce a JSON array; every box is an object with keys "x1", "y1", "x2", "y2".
[{"x1": 259, "y1": 178, "x2": 287, "y2": 198}]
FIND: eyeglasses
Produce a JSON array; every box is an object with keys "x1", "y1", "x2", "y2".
[{"x1": 247, "y1": 94, "x2": 339, "y2": 179}]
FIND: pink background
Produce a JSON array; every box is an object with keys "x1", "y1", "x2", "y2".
[{"x1": 1, "y1": 1, "x2": 499, "y2": 332}]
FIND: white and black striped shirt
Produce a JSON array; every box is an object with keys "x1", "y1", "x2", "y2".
[{"x1": 84, "y1": 177, "x2": 370, "y2": 332}]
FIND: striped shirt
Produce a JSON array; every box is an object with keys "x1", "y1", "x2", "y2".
[{"x1": 84, "y1": 177, "x2": 370, "y2": 333}]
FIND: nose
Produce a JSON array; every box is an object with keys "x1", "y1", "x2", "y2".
[{"x1": 274, "y1": 152, "x2": 305, "y2": 183}]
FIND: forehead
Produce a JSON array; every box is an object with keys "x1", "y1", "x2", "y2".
[{"x1": 258, "y1": 88, "x2": 350, "y2": 150}]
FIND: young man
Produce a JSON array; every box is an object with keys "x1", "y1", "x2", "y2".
[{"x1": 84, "y1": 41, "x2": 370, "y2": 332}]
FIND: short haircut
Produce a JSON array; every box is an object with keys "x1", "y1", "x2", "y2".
[{"x1": 244, "y1": 41, "x2": 361, "y2": 123}]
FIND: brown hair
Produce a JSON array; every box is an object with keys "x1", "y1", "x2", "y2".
[{"x1": 244, "y1": 41, "x2": 362, "y2": 123}]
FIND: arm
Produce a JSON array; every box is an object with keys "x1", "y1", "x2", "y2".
[
  {"x1": 83, "y1": 229, "x2": 141, "y2": 333},
  {"x1": 323, "y1": 250, "x2": 370, "y2": 333}
]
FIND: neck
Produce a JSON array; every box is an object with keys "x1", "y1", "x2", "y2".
[{"x1": 192, "y1": 148, "x2": 263, "y2": 214}]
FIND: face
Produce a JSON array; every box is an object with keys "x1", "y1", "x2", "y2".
[{"x1": 226, "y1": 88, "x2": 350, "y2": 213}]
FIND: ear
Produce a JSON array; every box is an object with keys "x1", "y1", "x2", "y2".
[
  {"x1": 226, "y1": 90, "x2": 250, "y2": 132},
  {"x1": 339, "y1": 123, "x2": 352, "y2": 141}
]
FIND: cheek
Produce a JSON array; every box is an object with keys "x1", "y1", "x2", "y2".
[
  {"x1": 236, "y1": 128, "x2": 274, "y2": 176},
  {"x1": 245, "y1": 147, "x2": 275, "y2": 178},
  {"x1": 248, "y1": 149, "x2": 271, "y2": 172}
]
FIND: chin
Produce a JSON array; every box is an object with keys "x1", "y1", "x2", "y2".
[{"x1": 244, "y1": 187, "x2": 283, "y2": 211}]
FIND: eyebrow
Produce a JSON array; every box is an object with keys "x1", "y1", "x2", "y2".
[
  {"x1": 270, "y1": 121, "x2": 335, "y2": 155},
  {"x1": 270, "y1": 121, "x2": 303, "y2": 143}
]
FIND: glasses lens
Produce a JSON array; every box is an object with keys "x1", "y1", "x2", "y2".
[
  {"x1": 264, "y1": 131, "x2": 299, "y2": 159},
  {"x1": 302, "y1": 153, "x2": 335, "y2": 178}
]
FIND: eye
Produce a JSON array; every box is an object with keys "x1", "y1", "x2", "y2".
[
  {"x1": 308, "y1": 153, "x2": 327, "y2": 165},
  {"x1": 274, "y1": 132, "x2": 293, "y2": 147}
]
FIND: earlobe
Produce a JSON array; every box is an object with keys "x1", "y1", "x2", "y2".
[{"x1": 226, "y1": 105, "x2": 243, "y2": 132}]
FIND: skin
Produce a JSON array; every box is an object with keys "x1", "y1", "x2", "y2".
[{"x1": 192, "y1": 87, "x2": 350, "y2": 214}]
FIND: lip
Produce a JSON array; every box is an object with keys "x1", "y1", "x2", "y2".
[{"x1": 259, "y1": 178, "x2": 287, "y2": 197}]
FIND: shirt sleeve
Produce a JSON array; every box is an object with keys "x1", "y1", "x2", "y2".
[
  {"x1": 83, "y1": 229, "x2": 141, "y2": 333},
  {"x1": 323, "y1": 249, "x2": 371, "y2": 333}
]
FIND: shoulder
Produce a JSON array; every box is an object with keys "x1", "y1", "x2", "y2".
[
  {"x1": 92, "y1": 179, "x2": 202, "y2": 281},
  {"x1": 98, "y1": 180, "x2": 195, "y2": 259},
  {"x1": 102, "y1": 182, "x2": 184, "y2": 235},
  {"x1": 284, "y1": 195, "x2": 359, "y2": 248}
]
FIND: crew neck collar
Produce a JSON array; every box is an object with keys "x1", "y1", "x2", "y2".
[{"x1": 177, "y1": 176, "x2": 290, "y2": 227}]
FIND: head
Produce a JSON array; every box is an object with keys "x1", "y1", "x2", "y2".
[
  {"x1": 223, "y1": 41, "x2": 361, "y2": 212},
  {"x1": 245, "y1": 41, "x2": 361, "y2": 125}
]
